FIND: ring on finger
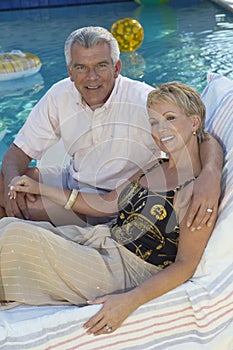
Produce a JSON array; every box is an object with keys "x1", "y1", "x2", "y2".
[
  {"x1": 105, "y1": 325, "x2": 112, "y2": 332},
  {"x1": 8, "y1": 192, "x2": 14, "y2": 200},
  {"x1": 206, "y1": 208, "x2": 213, "y2": 213}
]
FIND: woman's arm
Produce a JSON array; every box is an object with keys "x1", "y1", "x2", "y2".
[
  {"x1": 9, "y1": 174, "x2": 131, "y2": 217},
  {"x1": 131, "y1": 209, "x2": 214, "y2": 306},
  {"x1": 83, "y1": 201, "x2": 216, "y2": 335},
  {"x1": 186, "y1": 133, "x2": 223, "y2": 230}
]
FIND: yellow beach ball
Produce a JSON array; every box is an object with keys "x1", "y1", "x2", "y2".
[{"x1": 110, "y1": 18, "x2": 144, "y2": 52}]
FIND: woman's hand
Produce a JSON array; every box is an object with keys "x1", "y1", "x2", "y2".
[
  {"x1": 83, "y1": 292, "x2": 138, "y2": 336},
  {"x1": 8, "y1": 175, "x2": 41, "y2": 199}
]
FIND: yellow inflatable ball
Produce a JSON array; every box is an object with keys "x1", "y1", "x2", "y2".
[{"x1": 110, "y1": 18, "x2": 144, "y2": 52}]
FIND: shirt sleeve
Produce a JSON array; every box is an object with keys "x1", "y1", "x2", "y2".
[{"x1": 14, "y1": 88, "x2": 60, "y2": 160}]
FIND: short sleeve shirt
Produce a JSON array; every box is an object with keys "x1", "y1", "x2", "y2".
[{"x1": 14, "y1": 75, "x2": 157, "y2": 190}]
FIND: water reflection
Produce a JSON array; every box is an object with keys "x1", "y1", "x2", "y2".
[
  {"x1": 0, "y1": 73, "x2": 44, "y2": 96},
  {"x1": 121, "y1": 52, "x2": 146, "y2": 79},
  {"x1": 127, "y1": 2, "x2": 233, "y2": 90}
]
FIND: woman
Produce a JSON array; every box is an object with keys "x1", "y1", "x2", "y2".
[{"x1": 2, "y1": 82, "x2": 216, "y2": 336}]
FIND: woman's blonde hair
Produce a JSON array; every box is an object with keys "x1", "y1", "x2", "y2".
[{"x1": 147, "y1": 81, "x2": 207, "y2": 143}]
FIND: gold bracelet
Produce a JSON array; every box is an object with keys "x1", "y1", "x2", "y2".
[{"x1": 64, "y1": 189, "x2": 79, "y2": 210}]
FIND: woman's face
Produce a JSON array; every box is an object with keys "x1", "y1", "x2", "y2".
[
  {"x1": 68, "y1": 41, "x2": 121, "y2": 110},
  {"x1": 148, "y1": 101, "x2": 198, "y2": 155}
]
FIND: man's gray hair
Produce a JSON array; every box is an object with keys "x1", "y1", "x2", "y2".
[{"x1": 64, "y1": 26, "x2": 120, "y2": 66}]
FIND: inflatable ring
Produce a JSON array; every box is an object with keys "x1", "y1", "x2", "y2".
[{"x1": 0, "y1": 50, "x2": 42, "y2": 81}]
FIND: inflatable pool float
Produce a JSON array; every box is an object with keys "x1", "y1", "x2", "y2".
[{"x1": 0, "y1": 50, "x2": 42, "y2": 81}]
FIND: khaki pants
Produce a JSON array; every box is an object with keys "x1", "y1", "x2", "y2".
[{"x1": 0, "y1": 217, "x2": 160, "y2": 308}]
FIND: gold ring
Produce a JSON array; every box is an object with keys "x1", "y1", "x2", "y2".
[{"x1": 206, "y1": 208, "x2": 213, "y2": 213}]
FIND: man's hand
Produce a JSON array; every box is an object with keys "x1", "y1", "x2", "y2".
[
  {"x1": 187, "y1": 174, "x2": 219, "y2": 230},
  {"x1": 178, "y1": 168, "x2": 220, "y2": 231},
  {"x1": 5, "y1": 175, "x2": 38, "y2": 219},
  {"x1": 186, "y1": 133, "x2": 223, "y2": 230},
  {"x1": 1, "y1": 143, "x2": 35, "y2": 219}
]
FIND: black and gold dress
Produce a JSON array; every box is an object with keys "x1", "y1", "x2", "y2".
[{"x1": 110, "y1": 161, "x2": 195, "y2": 269}]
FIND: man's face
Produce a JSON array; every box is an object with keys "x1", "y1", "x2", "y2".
[{"x1": 68, "y1": 41, "x2": 121, "y2": 110}]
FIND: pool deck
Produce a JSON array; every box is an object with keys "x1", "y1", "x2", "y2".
[{"x1": 211, "y1": 0, "x2": 233, "y2": 12}]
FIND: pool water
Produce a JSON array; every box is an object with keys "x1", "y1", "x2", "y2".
[{"x1": 0, "y1": 0, "x2": 233, "y2": 161}]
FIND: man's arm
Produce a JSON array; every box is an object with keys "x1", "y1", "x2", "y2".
[
  {"x1": 1, "y1": 143, "x2": 33, "y2": 218},
  {"x1": 187, "y1": 133, "x2": 223, "y2": 230}
]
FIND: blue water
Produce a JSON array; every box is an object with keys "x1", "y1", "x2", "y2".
[{"x1": 0, "y1": 0, "x2": 233, "y2": 160}]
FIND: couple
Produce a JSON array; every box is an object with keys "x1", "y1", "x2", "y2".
[
  {"x1": 0, "y1": 80, "x2": 218, "y2": 336},
  {"x1": 0, "y1": 26, "x2": 222, "y2": 229}
]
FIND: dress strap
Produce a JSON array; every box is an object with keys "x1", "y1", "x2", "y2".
[
  {"x1": 174, "y1": 177, "x2": 196, "y2": 192},
  {"x1": 137, "y1": 158, "x2": 196, "y2": 192},
  {"x1": 137, "y1": 158, "x2": 167, "y2": 182}
]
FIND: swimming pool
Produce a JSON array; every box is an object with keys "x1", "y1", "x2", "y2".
[{"x1": 0, "y1": 0, "x2": 233, "y2": 162}]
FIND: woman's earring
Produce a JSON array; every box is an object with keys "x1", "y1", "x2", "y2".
[{"x1": 192, "y1": 130, "x2": 196, "y2": 136}]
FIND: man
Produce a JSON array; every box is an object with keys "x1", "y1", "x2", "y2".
[{"x1": 0, "y1": 26, "x2": 223, "y2": 228}]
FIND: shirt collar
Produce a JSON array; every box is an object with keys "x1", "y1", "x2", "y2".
[
  {"x1": 103, "y1": 75, "x2": 121, "y2": 109},
  {"x1": 72, "y1": 83, "x2": 83, "y2": 106}
]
